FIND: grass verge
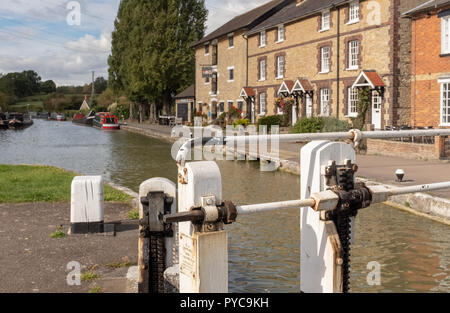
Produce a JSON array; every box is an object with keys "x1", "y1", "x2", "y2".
[{"x1": 0, "y1": 164, "x2": 132, "y2": 203}]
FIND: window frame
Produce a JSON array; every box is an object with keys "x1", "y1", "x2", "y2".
[
  {"x1": 440, "y1": 79, "x2": 450, "y2": 126},
  {"x1": 348, "y1": 40, "x2": 359, "y2": 70},
  {"x1": 204, "y1": 43, "x2": 210, "y2": 56},
  {"x1": 227, "y1": 66, "x2": 235, "y2": 83},
  {"x1": 259, "y1": 92, "x2": 267, "y2": 115},
  {"x1": 259, "y1": 59, "x2": 266, "y2": 81},
  {"x1": 442, "y1": 16, "x2": 450, "y2": 54},
  {"x1": 321, "y1": 10, "x2": 331, "y2": 32},
  {"x1": 348, "y1": 87, "x2": 359, "y2": 117},
  {"x1": 320, "y1": 88, "x2": 330, "y2": 117},
  {"x1": 320, "y1": 46, "x2": 331, "y2": 73},
  {"x1": 348, "y1": 1, "x2": 360, "y2": 24},
  {"x1": 276, "y1": 55, "x2": 285, "y2": 79},
  {"x1": 276, "y1": 25, "x2": 285, "y2": 43},
  {"x1": 260, "y1": 31, "x2": 266, "y2": 47}
]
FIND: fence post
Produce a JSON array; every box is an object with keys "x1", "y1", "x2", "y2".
[
  {"x1": 300, "y1": 141, "x2": 356, "y2": 293},
  {"x1": 178, "y1": 161, "x2": 228, "y2": 293},
  {"x1": 138, "y1": 178, "x2": 176, "y2": 293}
]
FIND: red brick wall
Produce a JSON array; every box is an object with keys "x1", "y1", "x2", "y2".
[{"x1": 411, "y1": 9, "x2": 450, "y2": 127}]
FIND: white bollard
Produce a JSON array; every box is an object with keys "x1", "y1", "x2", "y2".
[
  {"x1": 178, "y1": 161, "x2": 228, "y2": 293},
  {"x1": 300, "y1": 141, "x2": 355, "y2": 293},
  {"x1": 70, "y1": 176, "x2": 104, "y2": 234}
]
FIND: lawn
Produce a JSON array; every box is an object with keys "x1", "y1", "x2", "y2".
[{"x1": 0, "y1": 164, "x2": 132, "y2": 203}]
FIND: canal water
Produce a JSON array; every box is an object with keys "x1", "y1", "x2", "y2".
[{"x1": 1, "y1": 120, "x2": 448, "y2": 293}]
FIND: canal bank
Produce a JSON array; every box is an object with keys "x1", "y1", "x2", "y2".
[{"x1": 119, "y1": 121, "x2": 450, "y2": 224}]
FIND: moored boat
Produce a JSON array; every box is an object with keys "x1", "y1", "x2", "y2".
[
  {"x1": 72, "y1": 111, "x2": 96, "y2": 126},
  {"x1": 56, "y1": 114, "x2": 66, "y2": 121},
  {"x1": 93, "y1": 112, "x2": 120, "y2": 130},
  {"x1": 0, "y1": 113, "x2": 8, "y2": 130},
  {"x1": 7, "y1": 113, "x2": 33, "y2": 130}
]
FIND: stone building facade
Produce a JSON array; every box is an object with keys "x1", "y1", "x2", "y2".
[{"x1": 405, "y1": 0, "x2": 450, "y2": 128}]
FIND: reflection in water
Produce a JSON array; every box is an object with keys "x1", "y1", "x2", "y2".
[{"x1": 0, "y1": 120, "x2": 448, "y2": 293}]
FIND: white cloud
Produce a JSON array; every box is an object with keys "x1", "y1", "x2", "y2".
[
  {"x1": 0, "y1": 0, "x2": 271, "y2": 85},
  {"x1": 65, "y1": 31, "x2": 111, "y2": 53}
]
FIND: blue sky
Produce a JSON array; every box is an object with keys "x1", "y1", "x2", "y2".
[{"x1": 0, "y1": 0, "x2": 269, "y2": 86}]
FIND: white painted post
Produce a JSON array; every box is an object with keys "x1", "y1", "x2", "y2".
[
  {"x1": 300, "y1": 141, "x2": 355, "y2": 293},
  {"x1": 70, "y1": 176, "x2": 104, "y2": 234},
  {"x1": 178, "y1": 161, "x2": 228, "y2": 293}
]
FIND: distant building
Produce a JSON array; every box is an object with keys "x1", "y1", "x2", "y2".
[
  {"x1": 174, "y1": 85, "x2": 195, "y2": 123},
  {"x1": 404, "y1": 0, "x2": 450, "y2": 128},
  {"x1": 80, "y1": 95, "x2": 90, "y2": 111}
]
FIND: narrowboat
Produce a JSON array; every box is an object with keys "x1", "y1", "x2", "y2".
[
  {"x1": 0, "y1": 113, "x2": 8, "y2": 130},
  {"x1": 93, "y1": 112, "x2": 120, "y2": 130},
  {"x1": 56, "y1": 114, "x2": 66, "y2": 121},
  {"x1": 7, "y1": 113, "x2": 33, "y2": 130},
  {"x1": 72, "y1": 111, "x2": 96, "y2": 126}
]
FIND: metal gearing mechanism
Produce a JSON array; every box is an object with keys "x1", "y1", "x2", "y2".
[
  {"x1": 323, "y1": 159, "x2": 372, "y2": 293},
  {"x1": 139, "y1": 192, "x2": 174, "y2": 293}
]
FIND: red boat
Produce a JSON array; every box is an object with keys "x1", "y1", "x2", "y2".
[{"x1": 93, "y1": 112, "x2": 120, "y2": 130}]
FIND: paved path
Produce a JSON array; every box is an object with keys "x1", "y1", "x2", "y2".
[{"x1": 120, "y1": 122, "x2": 450, "y2": 199}]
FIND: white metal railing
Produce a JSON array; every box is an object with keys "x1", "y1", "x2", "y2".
[
  {"x1": 235, "y1": 182, "x2": 450, "y2": 215},
  {"x1": 176, "y1": 129, "x2": 450, "y2": 166}
]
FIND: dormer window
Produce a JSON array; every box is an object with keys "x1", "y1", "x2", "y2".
[
  {"x1": 277, "y1": 25, "x2": 285, "y2": 43},
  {"x1": 348, "y1": 1, "x2": 360, "y2": 24},
  {"x1": 260, "y1": 31, "x2": 266, "y2": 47},
  {"x1": 321, "y1": 10, "x2": 330, "y2": 31}
]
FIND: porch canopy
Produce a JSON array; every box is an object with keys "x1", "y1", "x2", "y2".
[
  {"x1": 240, "y1": 87, "x2": 256, "y2": 99},
  {"x1": 278, "y1": 78, "x2": 314, "y2": 97},
  {"x1": 352, "y1": 70, "x2": 385, "y2": 94}
]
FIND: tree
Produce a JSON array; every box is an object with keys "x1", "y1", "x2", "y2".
[
  {"x1": 94, "y1": 77, "x2": 108, "y2": 94},
  {"x1": 351, "y1": 88, "x2": 371, "y2": 130},
  {"x1": 108, "y1": 0, "x2": 207, "y2": 120},
  {"x1": 0, "y1": 70, "x2": 41, "y2": 98},
  {"x1": 40, "y1": 80, "x2": 56, "y2": 94}
]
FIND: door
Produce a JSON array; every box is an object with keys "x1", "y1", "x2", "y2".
[
  {"x1": 177, "y1": 103, "x2": 188, "y2": 122},
  {"x1": 306, "y1": 95, "x2": 313, "y2": 118},
  {"x1": 371, "y1": 92, "x2": 382, "y2": 130}
]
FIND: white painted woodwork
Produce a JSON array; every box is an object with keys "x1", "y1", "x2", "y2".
[
  {"x1": 139, "y1": 178, "x2": 177, "y2": 268},
  {"x1": 300, "y1": 141, "x2": 355, "y2": 293},
  {"x1": 178, "y1": 161, "x2": 228, "y2": 293},
  {"x1": 71, "y1": 176, "x2": 104, "y2": 223}
]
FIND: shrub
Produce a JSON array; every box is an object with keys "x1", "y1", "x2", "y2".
[
  {"x1": 257, "y1": 115, "x2": 287, "y2": 131},
  {"x1": 233, "y1": 118, "x2": 251, "y2": 128},
  {"x1": 321, "y1": 117, "x2": 351, "y2": 133},
  {"x1": 292, "y1": 117, "x2": 324, "y2": 134}
]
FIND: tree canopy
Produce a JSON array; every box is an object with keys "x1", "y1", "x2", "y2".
[{"x1": 108, "y1": 0, "x2": 207, "y2": 115}]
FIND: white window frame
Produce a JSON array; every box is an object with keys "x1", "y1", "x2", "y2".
[
  {"x1": 348, "y1": 40, "x2": 359, "y2": 70},
  {"x1": 440, "y1": 79, "x2": 450, "y2": 126},
  {"x1": 348, "y1": 87, "x2": 359, "y2": 117},
  {"x1": 320, "y1": 89, "x2": 330, "y2": 117},
  {"x1": 320, "y1": 46, "x2": 330, "y2": 73},
  {"x1": 347, "y1": 1, "x2": 360, "y2": 24},
  {"x1": 442, "y1": 17, "x2": 450, "y2": 54},
  {"x1": 372, "y1": 91, "x2": 382, "y2": 110},
  {"x1": 276, "y1": 55, "x2": 285, "y2": 79},
  {"x1": 204, "y1": 43, "x2": 210, "y2": 56},
  {"x1": 259, "y1": 92, "x2": 267, "y2": 116},
  {"x1": 320, "y1": 10, "x2": 331, "y2": 32},
  {"x1": 259, "y1": 59, "x2": 266, "y2": 81},
  {"x1": 276, "y1": 25, "x2": 285, "y2": 43},
  {"x1": 228, "y1": 33, "x2": 234, "y2": 49},
  {"x1": 218, "y1": 101, "x2": 225, "y2": 114},
  {"x1": 260, "y1": 31, "x2": 266, "y2": 47},
  {"x1": 227, "y1": 66, "x2": 235, "y2": 83}
]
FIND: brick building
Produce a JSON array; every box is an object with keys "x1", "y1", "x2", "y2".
[
  {"x1": 192, "y1": 0, "x2": 290, "y2": 123},
  {"x1": 405, "y1": 0, "x2": 450, "y2": 128},
  {"x1": 194, "y1": 0, "x2": 424, "y2": 129}
]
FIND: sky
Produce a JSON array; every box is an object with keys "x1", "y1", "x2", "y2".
[{"x1": 0, "y1": 0, "x2": 270, "y2": 86}]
